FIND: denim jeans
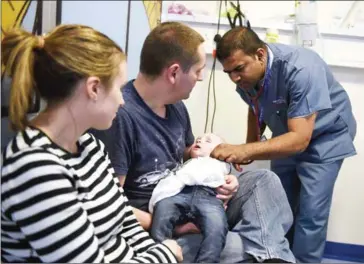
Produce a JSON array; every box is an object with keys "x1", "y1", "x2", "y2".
[
  {"x1": 177, "y1": 169, "x2": 296, "y2": 263},
  {"x1": 151, "y1": 186, "x2": 228, "y2": 263}
]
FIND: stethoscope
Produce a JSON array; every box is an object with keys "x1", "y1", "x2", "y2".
[{"x1": 240, "y1": 51, "x2": 272, "y2": 166}]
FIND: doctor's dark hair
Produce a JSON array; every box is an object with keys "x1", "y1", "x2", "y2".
[
  {"x1": 139, "y1": 22, "x2": 204, "y2": 78},
  {"x1": 2, "y1": 24, "x2": 125, "y2": 131},
  {"x1": 216, "y1": 26, "x2": 265, "y2": 62}
]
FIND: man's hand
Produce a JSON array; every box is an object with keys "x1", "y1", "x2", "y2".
[
  {"x1": 211, "y1": 143, "x2": 251, "y2": 170},
  {"x1": 215, "y1": 174, "x2": 239, "y2": 205},
  {"x1": 174, "y1": 222, "x2": 201, "y2": 236}
]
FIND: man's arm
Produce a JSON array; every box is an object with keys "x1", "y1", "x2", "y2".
[
  {"x1": 243, "y1": 113, "x2": 316, "y2": 160},
  {"x1": 246, "y1": 107, "x2": 266, "y2": 143},
  {"x1": 211, "y1": 113, "x2": 316, "y2": 163},
  {"x1": 183, "y1": 145, "x2": 193, "y2": 162},
  {"x1": 212, "y1": 65, "x2": 332, "y2": 163},
  {"x1": 246, "y1": 107, "x2": 258, "y2": 143},
  {"x1": 119, "y1": 175, "x2": 126, "y2": 186},
  {"x1": 117, "y1": 174, "x2": 153, "y2": 231}
]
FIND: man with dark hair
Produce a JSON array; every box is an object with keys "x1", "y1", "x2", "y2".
[
  {"x1": 92, "y1": 22, "x2": 296, "y2": 263},
  {"x1": 212, "y1": 26, "x2": 357, "y2": 263}
]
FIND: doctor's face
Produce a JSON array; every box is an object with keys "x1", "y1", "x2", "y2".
[{"x1": 221, "y1": 49, "x2": 266, "y2": 90}]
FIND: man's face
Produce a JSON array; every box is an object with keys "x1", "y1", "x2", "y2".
[
  {"x1": 190, "y1": 133, "x2": 224, "y2": 158},
  {"x1": 175, "y1": 43, "x2": 206, "y2": 100},
  {"x1": 221, "y1": 49, "x2": 265, "y2": 90}
]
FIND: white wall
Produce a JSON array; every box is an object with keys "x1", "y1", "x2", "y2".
[
  {"x1": 61, "y1": 0, "x2": 150, "y2": 80},
  {"x1": 162, "y1": 1, "x2": 364, "y2": 246}
]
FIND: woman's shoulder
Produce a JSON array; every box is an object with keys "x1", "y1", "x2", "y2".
[
  {"x1": 81, "y1": 131, "x2": 107, "y2": 154},
  {"x1": 2, "y1": 127, "x2": 53, "y2": 163}
]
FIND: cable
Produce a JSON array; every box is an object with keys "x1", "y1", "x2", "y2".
[
  {"x1": 203, "y1": 58, "x2": 214, "y2": 133},
  {"x1": 125, "y1": 0, "x2": 132, "y2": 56},
  {"x1": 211, "y1": 59, "x2": 217, "y2": 132},
  {"x1": 203, "y1": 0, "x2": 223, "y2": 133}
]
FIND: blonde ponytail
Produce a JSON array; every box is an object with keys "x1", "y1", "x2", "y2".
[
  {"x1": 2, "y1": 24, "x2": 126, "y2": 132},
  {"x1": 2, "y1": 28, "x2": 44, "y2": 131}
]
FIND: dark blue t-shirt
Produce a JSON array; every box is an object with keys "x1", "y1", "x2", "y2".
[{"x1": 91, "y1": 80, "x2": 194, "y2": 210}]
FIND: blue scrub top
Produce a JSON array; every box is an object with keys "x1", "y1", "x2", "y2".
[{"x1": 236, "y1": 43, "x2": 357, "y2": 163}]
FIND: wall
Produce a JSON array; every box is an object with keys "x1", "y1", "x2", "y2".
[
  {"x1": 1, "y1": 0, "x2": 38, "y2": 152},
  {"x1": 61, "y1": 0, "x2": 150, "y2": 80},
  {"x1": 162, "y1": 0, "x2": 364, "y2": 254}
]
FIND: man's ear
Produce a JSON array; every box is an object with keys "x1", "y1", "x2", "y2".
[
  {"x1": 166, "y1": 63, "x2": 181, "y2": 84},
  {"x1": 85, "y1": 76, "x2": 102, "y2": 101},
  {"x1": 256, "y1": 48, "x2": 266, "y2": 62}
]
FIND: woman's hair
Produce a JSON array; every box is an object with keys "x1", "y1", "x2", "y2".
[{"x1": 1, "y1": 24, "x2": 126, "y2": 131}]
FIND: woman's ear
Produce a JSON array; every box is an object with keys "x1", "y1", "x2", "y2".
[{"x1": 85, "y1": 76, "x2": 102, "y2": 101}]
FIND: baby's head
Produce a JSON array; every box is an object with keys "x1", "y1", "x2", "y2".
[{"x1": 190, "y1": 133, "x2": 225, "y2": 158}]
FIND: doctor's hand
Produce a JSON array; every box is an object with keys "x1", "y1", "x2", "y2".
[
  {"x1": 211, "y1": 143, "x2": 252, "y2": 171},
  {"x1": 215, "y1": 174, "x2": 239, "y2": 205}
]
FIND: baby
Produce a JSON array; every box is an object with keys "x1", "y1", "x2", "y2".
[{"x1": 149, "y1": 133, "x2": 232, "y2": 263}]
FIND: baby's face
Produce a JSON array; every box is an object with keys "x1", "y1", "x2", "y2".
[{"x1": 190, "y1": 134, "x2": 224, "y2": 158}]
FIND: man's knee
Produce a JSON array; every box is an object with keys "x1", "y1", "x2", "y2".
[{"x1": 238, "y1": 169, "x2": 282, "y2": 189}]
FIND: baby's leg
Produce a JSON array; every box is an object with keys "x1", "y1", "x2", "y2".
[
  {"x1": 193, "y1": 187, "x2": 229, "y2": 263},
  {"x1": 150, "y1": 193, "x2": 190, "y2": 242}
]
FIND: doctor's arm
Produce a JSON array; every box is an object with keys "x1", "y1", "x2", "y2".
[
  {"x1": 246, "y1": 107, "x2": 258, "y2": 143},
  {"x1": 212, "y1": 65, "x2": 330, "y2": 163},
  {"x1": 246, "y1": 107, "x2": 266, "y2": 143},
  {"x1": 212, "y1": 113, "x2": 316, "y2": 163},
  {"x1": 250, "y1": 113, "x2": 315, "y2": 160}
]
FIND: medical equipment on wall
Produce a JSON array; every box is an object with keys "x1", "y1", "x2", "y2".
[
  {"x1": 265, "y1": 28, "x2": 279, "y2": 43},
  {"x1": 295, "y1": 0, "x2": 318, "y2": 47},
  {"x1": 340, "y1": 1, "x2": 363, "y2": 28},
  {"x1": 204, "y1": 0, "x2": 250, "y2": 133},
  {"x1": 225, "y1": 1, "x2": 250, "y2": 29}
]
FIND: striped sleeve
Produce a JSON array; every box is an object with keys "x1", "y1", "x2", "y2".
[
  {"x1": 95, "y1": 142, "x2": 177, "y2": 263},
  {"x1": 1, "y1": 150, "x2": 106, "y2": 263},
  {"x1": 118, "y1": 200, "x2": 177, "y2": 263}
]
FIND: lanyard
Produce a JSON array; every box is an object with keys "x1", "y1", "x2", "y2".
[{"x1": 249, "y1": 52, "x2": 271, "y2": 141}]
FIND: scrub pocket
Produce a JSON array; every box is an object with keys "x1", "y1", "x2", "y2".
[{"x1": 265, "y1": 103, "x2": 289, "y2": 137}]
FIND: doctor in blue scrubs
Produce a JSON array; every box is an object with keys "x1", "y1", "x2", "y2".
[{"x1": 211, "y1": 26, "x2": 357, "y2": 262}]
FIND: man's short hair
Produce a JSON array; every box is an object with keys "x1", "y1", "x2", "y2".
[
  {"x1": 140, "y1": 22, "x2": 204, "y2": 78},
  {"x1": 216, "y1": 26, "x2": 265, "y2": 62}
]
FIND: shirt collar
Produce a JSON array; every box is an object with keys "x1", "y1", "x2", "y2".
[{"x1": 258, "y1": 45, "x2": 274, "y2": 87}]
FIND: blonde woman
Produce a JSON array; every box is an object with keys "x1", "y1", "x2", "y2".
[{"x1": 1, "y1": 24, "x2": 182, "y2": 263}]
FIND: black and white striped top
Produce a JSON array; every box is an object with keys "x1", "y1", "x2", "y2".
[{"x1": 1, "y1": 127, "x2": 177, "y2": 263}]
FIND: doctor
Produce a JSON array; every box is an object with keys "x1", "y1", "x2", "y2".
[{"x1": 211, "y1": 26, "x2": 357, "y2": 263}]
